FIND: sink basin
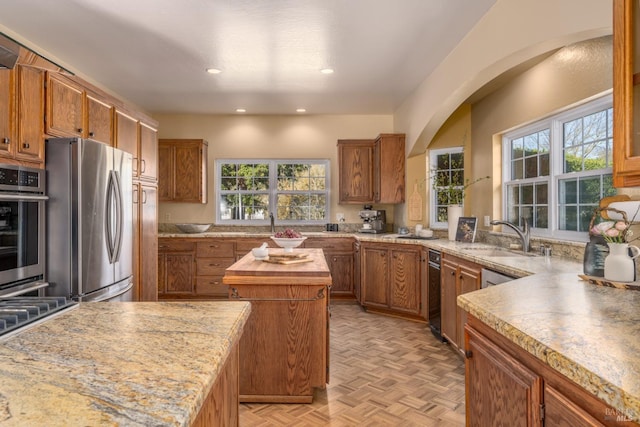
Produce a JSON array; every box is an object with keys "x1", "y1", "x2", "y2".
[{"x1": 461, "y1": 248, "x2": 536, "y2": 257}]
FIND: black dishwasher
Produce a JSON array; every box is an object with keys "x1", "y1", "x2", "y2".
[{"x1": 428, "y1": 249, "x2": 445, "y2": 342}]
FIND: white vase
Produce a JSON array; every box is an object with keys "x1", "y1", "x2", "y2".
[
  {"x1": 604, "y1": 242, "x2": 640, "y2": 282},
  {"x1": 448, "y1": 205, "x2": 463, "y2": 241}
]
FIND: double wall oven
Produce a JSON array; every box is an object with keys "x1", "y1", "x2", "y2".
[{"x1": 0, "y1": 164, "x2": 76, "y2": 341}]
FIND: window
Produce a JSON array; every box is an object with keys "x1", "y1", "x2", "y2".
[
  {"x1": 503, "y1": 95, "x2": 615, "y2": 240},
  {"x1": 429, "y1": 147, "x2": 464, "y2": 229},
  {"x1": 216, "y1": 159, "x2": 330, "y2": 224}
]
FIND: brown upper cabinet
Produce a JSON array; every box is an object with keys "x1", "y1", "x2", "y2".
[
  {"x1": 0, "y1": 68, "x2": 13, "y2": 159},
  {"x1": 45, "y1": 73, "x2": 114, "y2": 145},
  {"x1": 337, "y1": 133, "x2": 405, "y2": 204},
  {"x1": 614, "y1": 0, "x2": 640, "y2": 186},
  {"x1": 15, "y1": 65, "x2": 45, "y2": 164},
  {"x1": 158, "y1": 139, "x2": 208, "y2": 203},
  {"x1": 115, "y1": 109, "x2": 139, "y2": 169},
  {"x1": 139, "y1": 122, "x2": 158, "y2": 182}
]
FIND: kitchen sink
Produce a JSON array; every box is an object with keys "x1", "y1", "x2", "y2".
[{"x1": 461, "y1": 247, "x2": 537, "y2": 257}]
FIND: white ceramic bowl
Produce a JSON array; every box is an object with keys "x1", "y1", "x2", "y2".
[
  {"x1": 175, "y1": 223, "x2": 211, "y2": 233},
  {"x1": 251, "y1": 247, "x2": 269, "y2": 260},
  {"x1": 270, "y1": 236, "x2": 307, "y2": 252},
  {"x1": 418, "y1": 229, "x2": 434, "y2": 238}
]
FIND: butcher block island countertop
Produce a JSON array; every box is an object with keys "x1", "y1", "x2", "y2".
[
  {"x1": 224, "y1": 248, "x2": 332, "y2": 403},
  {"x1": 0, "y1": 301, "x2": 251, "y2": 427}
]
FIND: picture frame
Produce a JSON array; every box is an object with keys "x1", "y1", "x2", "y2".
[{"x1": 456, "y1": 217, "x2": 477, "y2": 243}]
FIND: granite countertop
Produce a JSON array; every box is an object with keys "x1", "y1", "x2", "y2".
[
  {"x1": 158, "y1": 230, "x2": 583, "y2": 278},
  {"x1": 0, "y1": 301, "x2": 251, "y2": 426},
  {"x1": 458, "y1": 273, "x2": 640, "y2": 422}
]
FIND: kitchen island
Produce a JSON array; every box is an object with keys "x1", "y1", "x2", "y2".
[
  {"x1": 223, "y1": 247, "x2": 331, "y2": 403},
  {"x1": 458, "y1": 273, "x2": 640, "y2": 425},
  {"x1": 0, "y1": 301, "x2": 250, "y2": 426}
]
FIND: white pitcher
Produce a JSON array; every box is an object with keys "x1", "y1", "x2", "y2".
[{"x1": 604, "y1": 243, "x2": 640, "y2": 282}]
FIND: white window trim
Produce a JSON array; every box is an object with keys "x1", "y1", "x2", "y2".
[
  {"x1": 214, "y1": 158, "x2": 331, "y2": 226},
  {"x1": 429, "y1": 146, "x2": 464, "y2": 229},
  {"x1": 501, "y1": 94, "x2": 613, "y2": 242}
]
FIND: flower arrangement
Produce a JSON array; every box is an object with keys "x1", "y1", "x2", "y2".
[{"x1": 591, "y1": 220, "x2": 632, "y2": 243}]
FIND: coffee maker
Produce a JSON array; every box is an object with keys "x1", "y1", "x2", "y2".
[{"x1": 359, "y1": 205, "x2": 386, "y2": 233}]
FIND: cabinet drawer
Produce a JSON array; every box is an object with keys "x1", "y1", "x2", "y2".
[
  {"x1": 158, "y1": 240, "x2": 196, "y2": 252},
  {"x1": 304, "y1": 238, "x2": 352, "y2": 252},
  {"x1": 195, "y1": 276, "x2": 228, "y2": 296},
  {"x1": 197, "y1": 241, "x2": 235, "y2": 257},
  {"x1": 196, "y1": 257, "x2": 235, "y2": 275}
]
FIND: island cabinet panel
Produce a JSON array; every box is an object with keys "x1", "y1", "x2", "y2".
[
  {"x1": 465, "y1": 322, "x2": 543, "y2": 426},
  {"x1": 441, "y1": 252, "x2": 481, "y2": 356},
  {"x1": 193, "y1": 342, "x2": 240, "y2": 427},
  {"x1": 157, "y1": 239, "x2": 196, "y2": 298},
  {"x1": 223, "y1": 248, "x2": 331, "y2": 403},
  {"x1": 304, "y1": 237, "x2": 355, "y2": 298},
  {"x1": 465, "y1": 318, "x2": 634, "y2": 427},
  {"x1": 360, "y1": 242, "x2": 424, "y2": 320}
]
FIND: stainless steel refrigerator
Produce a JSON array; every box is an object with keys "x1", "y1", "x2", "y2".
[{"x1": 45, "y1": 138, "x2": 133, "y2": 302}]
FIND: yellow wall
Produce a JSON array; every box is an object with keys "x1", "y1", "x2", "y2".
[
  {"x1": 154, "y1": 114, "x2": 395, "y2": 225},
  {"x1": 469, "y1": 36, "x2": 613, "y2": 231}
]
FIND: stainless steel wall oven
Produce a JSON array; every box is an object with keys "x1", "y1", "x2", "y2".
[{"x1": 0, "y1": 164, "x2": 47, "y2": 297}]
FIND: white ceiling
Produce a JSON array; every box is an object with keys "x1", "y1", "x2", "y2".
[{"x1": 0, "y1": 0, "x2": 495, "y2": 115}]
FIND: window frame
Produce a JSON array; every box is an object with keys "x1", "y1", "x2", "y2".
[
  {"x1": 215, "y1": 158, "x2": 331, "y2": 225},
  {"x1": 501, "y1": 94, "x2": 613, "y2": 242},
  {"x1": 429, "y1": 146, "x2": 464, "y2": 229}
]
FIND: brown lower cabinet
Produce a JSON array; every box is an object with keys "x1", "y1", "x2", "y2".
[
  {"x1": 360, "y1": 242, "x2": 425, "y2": 320},
  {"x1": 305, "y1": 237, "x2": 354, "y2": 298},
  {"x1": 441, "y1": 253, "x2": 481, "y2": 355},
  {"x1": 465, "y1": 317, "x2": 633, "y2": 427}
]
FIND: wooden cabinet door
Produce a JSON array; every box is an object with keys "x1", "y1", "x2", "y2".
[
  {"x1": 457, "y1": 264, "x2": 480, "y2": 352},
  {"x1": 139, "y1": 122, "x2": 157, "y2": 181},
  {"x1": 132, "y1": 184, "x2": 141, "y2": 300},
  {"x1": 0, "y1": 68, "x2": 13, "y2": 158},
  {"x1": 158, "y1": 143, "x2": 174, "y2": 200},
  {"x1": 174, "y1": 141, "x2": 205, "y2": 202},
  {"x1": 15, "y1": 65, "x2": 44, "y2": 163},
  {"x1": 115, "y1": 109, "x2": 138, "y2": 173},
  {"x1": 361, "y1": 246, "x2": 388, "y2": 307},
  {"x1": 86, "y1": 93, "x2": 112, "y2": 145},
  {"x1": 440, "y1": 258, "x2": 458, "y2": 345},
  {"x1": 326, "y1": 252, "x2": 354, "y2": 296},
  {"x1": 375, "y1": 134, "x2": 405, "y2": 203},
  {"x1": 388, "y1": 247, "x2": 421, "y2": 314},
  {"x1": 163, "y1": 253, "x2": 195, "y2": 294},
  {"x1": 45, "y1": 73, "x2": 83, "y2": 138},
  {"x1": 544, "y1": 384, "x2": 605, "y2": 427},
  {"x1": 139, "y1": 185, "x2": 158, "y2": 301},
  {"x1": 465, "y1": 325, "x2": 543, "y2": 427},
  {"x1": 337, "y1": 140, "x2": 374, "y2": 203}
]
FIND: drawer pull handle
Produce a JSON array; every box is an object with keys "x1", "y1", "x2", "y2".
[
  {"x1": 231, "y1": 287, "x2": 326, "y2": 302},
  {"x1": 23, "y1": 143, "x2": 30, "y2": 149},
  {"x1": 2, "y1": 137, "x2": 9, "y2": 144},
  {"x1": 209, "y1": 263, "x2": 221, "y2": 267}
]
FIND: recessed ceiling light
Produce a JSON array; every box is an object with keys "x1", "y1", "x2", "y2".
[
  {"x1": 206, "y1": 68, "x2": 222, "y2": 74},
  {"x1": 320, "y1": 68, "x2": 334, "y2": 74},
  {"x1": 235, "y1": 108, "x2": 246, "y2": 113},
  {"x1": 296, "y1": 108, "x2": 307, "y2": 113}
]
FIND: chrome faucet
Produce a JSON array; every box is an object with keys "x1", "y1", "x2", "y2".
[
  {"x1": 490, "y1": 217, "x2": 530, "y2": 253},
  {"x1": 269, "y1": 212, "x2": 275, "y2": 233}
]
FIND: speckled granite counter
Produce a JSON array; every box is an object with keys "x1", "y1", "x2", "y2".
[
  {"x1": 158, "y1": 231, "x2": 583, "y2": 277},
  {"x1": 458, "y1": 273, "x2": 640, "y2": 422},
  {"x1": 0, "y1": 301, "x2": 251, "y2": 426}
]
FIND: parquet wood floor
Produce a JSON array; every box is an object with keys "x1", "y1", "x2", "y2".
[{"x1": 239, "y1": 303, "x2": 466, "y2": 426}]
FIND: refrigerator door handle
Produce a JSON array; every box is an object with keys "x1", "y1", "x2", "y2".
[
  {"x1": 105, "y1": 170, "x2": 124, "y2": 264},
  {"x1": 111, "y1": 170, "x2": 124, "y2": 263}
]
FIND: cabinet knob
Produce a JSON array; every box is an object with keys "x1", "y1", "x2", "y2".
[
  {"x1": 332, "y1": 257, "x2": 337, "y2": 262},
  {"x1": 2, "y1": 138, "x2": 9, "y2": 144},
  {"x1": 451, "y1": 271, "x2": 455, "y2": 276},
  {"x1": 23, "y1": 143, "x2": 30, "y2": 149},
  {"x1": 77, "y1": 128, "x2": 83, "y2": 133},
  {"x1": 88, "y1": 131, "x2": 94, "y2": 137},
  {"x1": 465, "y1": 350, "x2": 473, "y2": 359}
]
